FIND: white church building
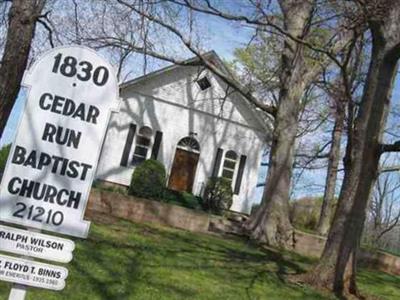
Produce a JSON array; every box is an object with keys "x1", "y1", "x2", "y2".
[{"x1": 96, "y1": 51, "x2": 269, "y2": 213}]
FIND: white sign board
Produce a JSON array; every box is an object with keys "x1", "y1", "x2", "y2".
[
  {"x1": 0, "y1": 46, "x2": 119, "y2": 238},
  {"x1": 0, "y1": 254, "x2": 68, "y2": 290},
  {"x1": 0, "y1": 225, "x2": 75, "y2": 263}
]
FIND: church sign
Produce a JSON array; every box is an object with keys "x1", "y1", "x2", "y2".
[
  {"x1": 0, "y1": 46, "x2": 119, "y2": 238},
  {"x1": 0, "y1": 45, "x2": 119, "y2": 294}
]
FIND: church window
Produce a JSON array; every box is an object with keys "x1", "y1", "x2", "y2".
[
  {"x1": 132, "y1": 126, "x2": 153, "y2": 165},
  {"x1": 222, "y1": 150, "x2": 237, "y2": 181}
]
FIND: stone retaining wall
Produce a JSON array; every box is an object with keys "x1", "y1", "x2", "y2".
[
  {"x1": 87, "y1": 189, "x2": 210, "y2": 233},
  {"x1": 86, "y1": 189, "x2": 400, "y2": 276},
  {"x1": 359, "y1": 249, "x2": 400, "y2": 275},
  {"x1": 292, "y1": 230, "x2": 400, "y2": 276},
  {"x1": 293, "y1": 230, "x2": 326, "y2": 258}
]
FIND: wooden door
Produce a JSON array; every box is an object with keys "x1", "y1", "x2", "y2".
[{"x1": 168, "y1": 148, "x2": 199, "y2": 192}]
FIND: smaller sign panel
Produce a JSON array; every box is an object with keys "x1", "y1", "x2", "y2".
[
  {"x1": 0, "y1": 225, "x2": 74, "y2": 263},
  {"x1": 0, "y1": 254, "x2": 68, "y2": 290}
]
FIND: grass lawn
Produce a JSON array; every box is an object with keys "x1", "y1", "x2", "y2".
[{"x1": 0, "y1": 214, "x2": 399, "y2": 300}]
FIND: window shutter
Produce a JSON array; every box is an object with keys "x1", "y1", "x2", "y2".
[
  {"x1": 151, "y1": 131, "x2": 163, "y2": 159},
  {"x1": 234, "y1": 155, "x2": 247, "y2": 195},
  {"x1": 120, "y1": 123, "x2": 136, "y2": 167},
  {"x1": 212, "y1": 148, "x2": 223, "y2": 177}
]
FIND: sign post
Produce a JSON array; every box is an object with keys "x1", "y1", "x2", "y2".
[
  {"x1": 8, "y1": 284, "x2": 26, "y2": 300},
  {"x1": 0, "y1": 46, "x2": 119, "y2": 298}
]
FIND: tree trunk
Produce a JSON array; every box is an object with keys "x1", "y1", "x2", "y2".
[
  {"x1": 0, "y1": 0, "x2": 45, "y2": 140},
  {"x1": 299, "y1": 16, "x2": 400, "y2": 297},
  {"x1": 317, "y1": 101, "x2": 345, "y2": 236},
  {"x1": 246, "y1": 87, "x2": 304, "y2": 246},
  {"x1": 245, "y1": 0, "x2": 313, "y2": 247}
]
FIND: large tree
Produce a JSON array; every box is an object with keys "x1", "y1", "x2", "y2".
[
  {"x1": 316, "y1": 36, "x2": 366, "y2": 235},
  {"x1": 242, "y1": 0, "x2": 356, "y2": 246},
  {"x1": 299, "y1": 1, "x2": 400, "y2": 297},
  {"x1": 0, "y1": 0, "x2": 46, "y2": 140},
  {"x1": 244, "y1": 0, "x2": 315, "y2": 246}
]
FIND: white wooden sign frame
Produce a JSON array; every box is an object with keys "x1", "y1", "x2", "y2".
[
  {"x1": 0, "y1": 45, "x2": 119, "y2": 238},
  {"x1": 0, "y1": 45, "x2": 119, "y2": 298}
]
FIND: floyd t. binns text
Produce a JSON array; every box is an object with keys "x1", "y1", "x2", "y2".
[{"x1": 0, "y1": 254, "x2": 68, "y2": 290}]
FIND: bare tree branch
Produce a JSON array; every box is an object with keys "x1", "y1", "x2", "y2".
[
  {"x1": 380, "y1": 141, "x2": 400, "y2": 153},
  {"x1": 114, "y1": 0, "x2": 278, "y2": 116}
]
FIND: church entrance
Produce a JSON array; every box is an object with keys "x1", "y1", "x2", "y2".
[{"x1": 168, "y1": 137, "x2": 200, "y2": 193}]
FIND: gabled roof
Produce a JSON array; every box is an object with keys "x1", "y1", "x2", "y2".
[
  {"x1": 120, "y1": 51, "x2": 272, "y2": 135},
  {"x1": 119, "y1": 51, "x2": 213, "y2": 89}
]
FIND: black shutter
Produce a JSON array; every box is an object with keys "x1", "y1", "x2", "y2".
[
  {"x1": 234, "y1": 155, "x2": 247, "y2": 195},
  {"x1": 120, "y1": 123, "x2": 136, "y2": 167},
  {"x1": 151, "y1": 131, "x2": 163, "y2": 159},
  {"x1": 212, "y1": 148, "x2": 223, "y2": 177}
]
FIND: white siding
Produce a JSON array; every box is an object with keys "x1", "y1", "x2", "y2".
[{"x1": 96, "y1": 65, "x2": 267, "y2": 214}]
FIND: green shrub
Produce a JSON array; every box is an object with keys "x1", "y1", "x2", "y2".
[
  {"x1": 129, "y1": 159, "x2": 166, "y2": 200},
  {"x1": 203, "y1": 177, "x2": 233, "y2": 215},
  {"x1": 290, "y1": 197, "x2": 322, "y2": 231},
  {"x1": 92, "y1": 180, "x2": 128, "y2": 195},
  {"x1": 0, "y1": 144, "x2": 11, "y2": 173},
  {"x1": 163, "y1": 189, "x2": 203, "y2": 210},
  {"x1": 289, "y1": 196, "x2": 336, "y2": 232}
]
